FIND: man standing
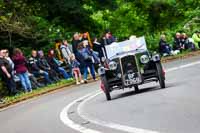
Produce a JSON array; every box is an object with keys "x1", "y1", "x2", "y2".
[
  {"x1": 60, "y1": 40, "x2": 72, "y2": 65},
  {"x1": 0, "y1": 49, "x2": 18, "y2": 95},
  {"x1": 60, "y1": 40, "x2": 73, "y2": 77}
]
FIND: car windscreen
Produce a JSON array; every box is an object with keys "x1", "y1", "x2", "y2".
[{"x1": 105, "y1": 36, "x2": 147, "y2": 59}]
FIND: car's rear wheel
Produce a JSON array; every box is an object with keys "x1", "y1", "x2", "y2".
[
  {"x1": 156, "y1": 62, "x2": 165, "y2": 88},
  {"x1": 101, "y1": 76, "x2": 111, "y2": 101},
  {"x1": 134, "y1": 85, "x2": 139, "y2": 92}
]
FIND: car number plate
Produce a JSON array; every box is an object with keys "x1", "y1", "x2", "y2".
[{"x1": 125, "y1": 73, "x2": 140, "y2": 85}]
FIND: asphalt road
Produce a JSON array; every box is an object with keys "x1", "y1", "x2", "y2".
[{"x1": 1, "y1": 56, "x2": 200, "y2": 133}]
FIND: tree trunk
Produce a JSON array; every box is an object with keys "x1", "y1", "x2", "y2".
[{"x1": 8, "y1": 31, "x2": 12, "y2": 47}]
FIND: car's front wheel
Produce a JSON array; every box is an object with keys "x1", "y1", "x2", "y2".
[
  {"x1": 156, "y1": 62, "x2": 166, "y2": 88},
  {"x1": 101, "y1": 76, "x2": 111, "y2": 101}
]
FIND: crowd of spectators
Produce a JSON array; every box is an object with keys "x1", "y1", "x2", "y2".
[
  {"x1": 0, "y1": 30, "x2": 116, "y2": 96},
  {"x1": 159, "y1": 31, "x2": 200, "y2": 56}
]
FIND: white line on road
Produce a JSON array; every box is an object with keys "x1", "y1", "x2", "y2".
[
  {"x1": 60, "y1": 60, "x2": 200, "y2": 133},
  {"x1": 78, "y1": 92, "x2": 160, "y2": 133},
  {"x1": 165, "y1": 61, "x2": 200, "y2": 72},
  {"x1": 60, "y1": 91, "x2": 102, "y2": 133}
]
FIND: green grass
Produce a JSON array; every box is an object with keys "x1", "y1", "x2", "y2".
[{"x1": 1, "y1": 79, "x2": 75, "y2": 106}]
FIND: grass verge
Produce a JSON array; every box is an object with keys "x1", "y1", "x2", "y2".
[{"x1": 0, "y1": 79, "x2": 75, "y2": 109}]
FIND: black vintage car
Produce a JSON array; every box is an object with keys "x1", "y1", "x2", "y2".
[{"x1": 98, "y1": 37, "x2": 165, "y2": 100}]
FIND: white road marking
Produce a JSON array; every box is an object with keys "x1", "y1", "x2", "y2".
[
  {"x1": 60, "y1": 60, "x2": 200, "y2": 133},
  {"x1": 60, "y1": 91, "x2": 102, "y2": 133},
  {"x1": 78, "y1": 92, "x2": 160, "y2": 133},
  {"x1": 165, "y1": 61, "x2": 200, "y2": 72}
]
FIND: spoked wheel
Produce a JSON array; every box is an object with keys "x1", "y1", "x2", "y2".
[
  {"x1": 156, "y1": 62, "x2": 166, "y2": 88},
  {"x1": 101, "y1": 76, "x2": 111, "y2": 101},
  {"x1": 134, "y1": 85, "x2": 139, "y2": 93}
]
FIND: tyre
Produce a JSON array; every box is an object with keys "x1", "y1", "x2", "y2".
[
  {"x1": 134, "y1": 85, "x2": 139, "y2": 92},
  {"x1": 101, "y1": 76, "x2": 111, "y2": 101},
  {"x1": 156, "y1": 62, "x2": 166, "y2": 88}
]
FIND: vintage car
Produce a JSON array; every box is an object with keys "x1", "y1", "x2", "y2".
[{"x1": 98, "y1": 37, "x2": 165, "y2": 100}]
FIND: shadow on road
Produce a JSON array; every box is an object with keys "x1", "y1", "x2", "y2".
[{"x1": 111, "y1": 86, "x2": 165, "y2": 101}]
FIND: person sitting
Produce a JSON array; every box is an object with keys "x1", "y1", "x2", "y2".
[
  {"x1": 28, "y1": 50, "x2": 52, "y2": 85},
  {"x1": 37, "y1": 50, "x2": 60, "y2": 83},
  {"x1": 47, "y1": 49, "x2": 71, "y2": 80},
  {"x1": 77, "y1": 42, "x2": 96, "y2": 83},
  {"x1": 192, "y1": 31, "x2": 200, "y2": 49},
  {"x1": 0, "y1": 49, "x2": 18, "y2": 96},
  {"x1": 12, "y1": 48, "x2": 32, "y2": 93},
  {"x1": 181, "y1": 33, "x2": 195, "y2": 50},
  {"x1": 173, "y1": 32, "x2": 184, "y2": 52},
  {"x1": 159, "y1": 34, "x2": 173, "y2": 56},
  {"x1": 70, "y1": 54, "x2": 84, "y2": 85}
]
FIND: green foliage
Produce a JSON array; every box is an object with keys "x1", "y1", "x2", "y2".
[{"x1": 0, "y1": 0, "x2": 200, "y2": 52}]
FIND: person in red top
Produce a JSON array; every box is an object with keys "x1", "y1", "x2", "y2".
[{"x1": 12, "y1": 48, "x2": 32, "y2": 93}]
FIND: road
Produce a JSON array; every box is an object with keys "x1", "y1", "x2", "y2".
[{"x1": 1, "y1": 56, "x2": 200, "y2": 133}]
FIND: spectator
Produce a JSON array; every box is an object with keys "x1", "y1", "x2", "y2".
[
  {"x1": 78, "y1": 42, "x2": 96, "y2": 83},
  {"x1": 81, "y1": 32, "x2": 89, "y2": 41},
  {"x1": 47, "y1": 49, "x2": 70, "y2": 80},
  {"x1": 0, "y1": 49, "x2": 18, "y2": 95},
  {"x1": 70, "y1": 54, "x2": 84, "y2": 85},
  {"x1": 12, "y1": 48, "x2": 32, "y2": 93},
  {"x1": 60, "y1": 40, "x2": 73, "y2": 77},
  {"x1": 93, "y1": 37, "x2": 104, "y2": 62},
  {"x1": 173, "y1": 32, "x2": 183, "y2": 52},
  {"x1": 101, "y1": 30, "x2": 116, "y2": 46},
  {"x1": 192, "y1": 31, "x2": 200, "y2": 49},
  {"x1": 72, "y1": 33, "x2": 81, "y2": 55},
  {"x1": 60, "y1": 40, "x2": 73, "y2": 65},
  {"x1": 4, "y1": 49, "x2": 14, "y2": 75},
  {"x1": 28, "y1": 50, "x2": 52, "y2": 85},
  {"x1": 159, "y1": 34, "x2": 173, "y2": 56},
  {"x1": 72, "y1": 33, "x2": 85, "y2": 73},
  {"x1": 181, "y1": 33, "x2": 195, "y2": 50},
  {"x1": 37, "y1": 50, "x2": 60, "y2": 83},
  {"x1": 28, "y1": 73, "x2": 44, "y2": 89}
]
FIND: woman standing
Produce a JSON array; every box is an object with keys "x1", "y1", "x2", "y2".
[
  {"x1": 12, "y1": 48, "x2": 32, "y2": 93},
  {"x1": 78, "y1": 42, "x2": 96, "y2": 83}
]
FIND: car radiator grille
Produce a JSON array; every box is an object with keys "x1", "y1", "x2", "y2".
[{"x1": 121, "y1": 55, "x2": 138, "y2": 74}]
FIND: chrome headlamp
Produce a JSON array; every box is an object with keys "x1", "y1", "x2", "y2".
[
  {"x1": 108, "y1": 61, "x2": 118, "y2": 70},
  {"x1": 152, "y1": 54, "x2": 160, "y2": 62},
  {"x1": 98, "y1": 67, "x2": 106, "y2": 75},
  {"x1": 140, "y1": 55, "x2": 150, "y2": 64}
]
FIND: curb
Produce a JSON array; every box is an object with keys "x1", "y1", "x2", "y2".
[
  {"x1": 0, "y1": 81, "x2": 76, "y2": 110},
  {"x1": 161, "y1": 51, "x2": 200, "y2": 63}
]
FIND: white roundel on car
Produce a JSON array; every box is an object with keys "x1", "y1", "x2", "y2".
[
  {"x1": 109, "y1": 61, "x2": 118, "y2": 70},
  {"x1": 140, "y1": 55, "x2": 149, "y2": 64}
]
